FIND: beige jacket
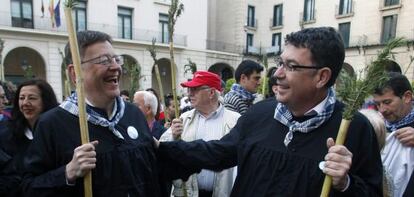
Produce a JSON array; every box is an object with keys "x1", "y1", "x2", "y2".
[{"x1": 160, "y1": 106, "x2": 240, "y2": 197}]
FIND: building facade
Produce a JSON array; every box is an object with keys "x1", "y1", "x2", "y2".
[
  {"x1": 209, "y1": 0, "x2": 414, "y2": 78},
  {"x1": 1, "y1": 0, "x2": 413, "y2": 101},
  {"x1": 0, "y1": 0, "x2": 242, "y2": 101}
]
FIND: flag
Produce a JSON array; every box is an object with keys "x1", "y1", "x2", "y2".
[
  {"x1": 54, "y1": 0, "x2": 61, "y2": 27},
  {"x1": 49, "y1": 0, "x2": 55, "y2": 28},
  {"x1": 41, "y1": 0, "x2": 45, "y2": 17}
]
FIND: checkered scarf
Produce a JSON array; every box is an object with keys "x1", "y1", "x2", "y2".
[
  {"x1": 385, "y1": 107, "x2": 414, "y2": 132},
  {"x1": 60, "y1": 92, "x2": 125, "y2": 139},
  {"x1": 274, "y1": 88, "x2": 336, "y2": 146},
  {"x1": 226, "y1": 83, "x2": 255, "y2": 101}
]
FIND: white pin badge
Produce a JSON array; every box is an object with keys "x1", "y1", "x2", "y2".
[
  {"x1": 319, "y1": 161, "x2": 326, "y2": 171},
  {"x1": 127, "y1": 126, "x2": 139, "y2": 139}
]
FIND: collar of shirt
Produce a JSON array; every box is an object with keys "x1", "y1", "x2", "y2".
[
  {"x1": 196, "y1": 103, "x2": 224, "y2": 119},
  {"x1": 304, "y1": 94, "x2": 329, "y2": 116},
  {"x1": 24, "y1": 127, "x2": 33, "y2": 140},
  {"x1": 85, "y1": 98, "x2": 118, "y2": 120}
]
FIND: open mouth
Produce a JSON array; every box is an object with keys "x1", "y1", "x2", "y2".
[{"x1": 104, "y1": 76, "x2": 119, "y2": 84}]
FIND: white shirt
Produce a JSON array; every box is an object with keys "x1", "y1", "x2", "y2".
[{"x1": 195, "y1": 104, "x2": 225, "y2": 191}]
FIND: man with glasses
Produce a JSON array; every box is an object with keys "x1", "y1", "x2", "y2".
[
  {"x1": 160, "y1": 71, "x2": 240, "y2": 197},
  {"x1": 22, "y1": 31, "x2": 163, "y2": 196},
  {"x1": 224, "y1": 60, "x2": 263, "y2": 115},
  {"x1": 158, "y1": 27, "x2": 382, "y2": 196}
]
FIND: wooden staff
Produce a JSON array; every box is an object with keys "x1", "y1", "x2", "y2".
[
  {"x1": 261, "y1": 54, "x2": 268, "y2": 97},
  {"x1": 0, "y1": 38, "x2": 4, "y2": 81},
  {"x1": 64, "y1": 1, "x2": 92, "y2": 197},
  {"x1": 320, "y1": 37, "x2": 405, "y2": 197}
]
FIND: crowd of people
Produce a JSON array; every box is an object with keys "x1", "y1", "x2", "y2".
[{"x1": 0, "y1": 27, "x2": 413, "y2": 197}]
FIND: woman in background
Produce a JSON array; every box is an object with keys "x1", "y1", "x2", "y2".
[{"x1": 0, "y1": 79, "x2": 58, "y2": 196}]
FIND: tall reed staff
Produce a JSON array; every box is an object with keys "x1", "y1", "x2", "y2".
[
  {"x1": 64, "y1": 1, "x2": 92, "y2": 196},
  {"x1": 147, "y1": 38, "x2": 168, "y2": 122},
  {"x1": 320, "y1": 37, "x2": 406, "y2": 196},
  {"x1": 168, "y1": 0, "x2": 184, "y2": 119}
]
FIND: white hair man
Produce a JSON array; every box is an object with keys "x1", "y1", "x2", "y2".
[
  {"x1": 160, "y1": 71, "x2": 240, "y2": 197},
  {"x1": 134, "y1": 90, "x2": 166, "y2": 140}
]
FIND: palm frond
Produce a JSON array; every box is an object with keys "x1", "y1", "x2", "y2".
[{"x1": 336, "y1": 37, "x2": 406, "y2": 119}]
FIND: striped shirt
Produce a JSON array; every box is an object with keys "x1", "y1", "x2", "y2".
[{"x1": 223, "y1": 94, "x2": 252, "y2": 115}]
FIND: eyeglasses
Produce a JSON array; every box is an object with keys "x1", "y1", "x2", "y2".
[
  {"x1": 81, "y1": 54, "x2": 124, "y2": 66},
  {"x1": 275, "y1": 57, "x2": 321, "y2": 72},
  {"x1": 188, "y1": 86, "x2": 211, "y2": 93}
]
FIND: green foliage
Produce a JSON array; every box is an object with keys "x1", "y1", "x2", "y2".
[
  {"x1": 256, "y1": 77, "x2": 269, "y2": 95},
  {"x1": 184, "y1": 58, "x2": 197, "y2": 75},
  {"x1": 168, "y1": 0, "x2": 184, "y2": 39},
  {"x1": 123, "y1": 60, "x2": 141, "y2": 97},
  {"x1": 64, "y1": 0, "x2": 78, "y2": 8},
  {"x1": 336, "y1": 37, "x2": 406, "y2": 119},
  {"x1": 225, "y1": 78, "x2": 236, "y2": 93},
  {"x1": 147, "y1": 38, "x2": 157, "y2": 62}
]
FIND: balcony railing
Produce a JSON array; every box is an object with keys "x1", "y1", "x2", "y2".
[
  {"x1": 299, "y1": 10, "x2": 317, "y2": 25},
  {"x1": 269, "y1": 18, "x2": 283, "y2": 29},
  {"x1": 0, "y1": 11, "x2": 187, "y2": 46},
  {"x1": 245, "y1": 18, "x2": 258, "y2": 30},
  {"x1": 335, "y1": 1, "x2": 355, "y2": 18},
  {"x1": 242, "y1": 45, "x2": 282, "y2": 56}
]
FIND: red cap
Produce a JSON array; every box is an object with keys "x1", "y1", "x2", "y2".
[{"x1": 181, "y1": 71, "x2": 222, "y2": 91}]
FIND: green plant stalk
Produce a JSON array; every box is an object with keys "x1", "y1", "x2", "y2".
[
  {"x1": 148, "y1": 39, "x2": 168, "y2": 122},
  {"x1": 168, "y1": 1, "x2": 187, "y2": 196}
]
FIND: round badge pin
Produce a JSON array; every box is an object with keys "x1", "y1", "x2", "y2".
[
  {"x1": 127, "y1": 126, "x2": 139, "y2": 139},
  {"x1": 319, "y1": 161, "x2": 326, "y2": 171}
]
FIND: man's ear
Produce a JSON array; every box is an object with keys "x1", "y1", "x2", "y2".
[
  {"x1": 402, "y1": 90, "x2": 413, "y2": 104},
  {"x1": 67, "y1": 64, "x2": 77, "y2": 85},
  {"x1": 240, "y1": 74, "x2": 247, "y2": 84},
  {"x1": 315, "y1": 68, "x2": 332, "y2": 88}
]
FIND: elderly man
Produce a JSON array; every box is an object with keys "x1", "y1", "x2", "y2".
[
  {"x1": 224, "y1": 60, "x2": 263, "y2": 114},
  {"x1": 373, "y1": 72, "x2": 414, "y2": 196},
  {"x1": 160, "y1": 71, "x2": 240, "y2": 197},
  {"x1": 158, "y1": 27, "x2": 383, "y2": 196},
  {"x1": 134, "y1": 90, "x2": 166, "y2": 140},
  {"x1": 22, "y1": 31, "x2": 162, "y2": 196}
]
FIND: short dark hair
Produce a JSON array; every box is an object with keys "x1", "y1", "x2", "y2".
[
  {"x1": 120, "y1": 90, "x2": 129, "y2": 97},
  {"x1": 374, "y1": 72, "x2": 412, "y2": 97},
  {"x1": 64, "y1": 30, "x2": 112, "y2": 65},
  {"x1": 234, "y1": 60, "x2": 264, "y2": 83},
  {"x1": 384, "y1": 60, "x2": 402, "y2": 73},
  {"x1": 285, "y1": 27, "x2": 345, "y2": 87},
  {"x1": 10, "y1": 79, "x2": 58, "y2": 139},
  {"x1": 164, "y1": 95, "x2": 174, "y2": 108}
]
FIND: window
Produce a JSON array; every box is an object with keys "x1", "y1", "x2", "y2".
[
  {"x1": 338, "y1": 23, "x2": 351, "y2": 47},
  {"x1": 159, "y1": 14, "x2": 169, "y2": 43},
  {"x1": 273, "y1": 4, "x2": 283, "y2": 27},
  {"x1": 72, "y1": 0, "x2": 87, "y2": 31},
  {"x1": 247, "y1": 5, "x2": 255, "y2": 27},
  {"x1": 272, "y1": 33, "x2": 282, "y2": 53},
  {"x1": 247, "y1": 33, "x2": 253, "y2": 47},
  {"x1": 339, "y1": 0, "x2": 352, "y2": 15},
  {"x1": 246, "y1": 33, "x2": 254, "y2": 53},
  {"x1": 118, "y1": 7, "x2": 132, "y2": 39},
  {"x1": 303, "y1": 0, "x2": 315, "y2": 22},
  {"x1": 384, "y1": 0, "x2": 399, "y2": 6},
  {"x1": 381, "y1": 15, "x2": 397, "y2": 44},
  {"x1": 11, "y1": 0, "x2": 33, "y2": 28}
]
